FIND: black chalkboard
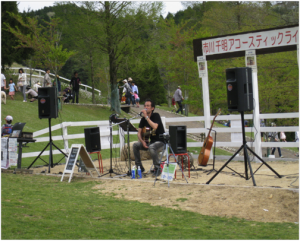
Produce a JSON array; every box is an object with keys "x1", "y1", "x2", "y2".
[{"x1": 66, "y1": 148, "x2": 79, "y2": 171}]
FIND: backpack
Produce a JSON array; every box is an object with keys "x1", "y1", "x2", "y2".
[{"x1": 2, "y1": 124, "x2": 12, "y2": 136}]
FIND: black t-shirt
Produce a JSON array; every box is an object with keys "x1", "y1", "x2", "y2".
[
  {"x1": 139, "y1": 112, "x2": 165, "y2": 143},
  {"x1": 70, "y1": 77, "x2": 81, "y2": 90}
]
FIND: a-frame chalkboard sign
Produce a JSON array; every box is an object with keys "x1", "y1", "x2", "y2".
[{"x1": 61, "y1": 144, "x2": 100, "y2": 183}]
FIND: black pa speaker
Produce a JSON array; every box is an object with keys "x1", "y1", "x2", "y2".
[
  {"x1": 169, "y1": 125, "x2": 187, "y2": 154},
  {"x1": 226, "y1": 67, "x2": 253, "y2": 112},
  {"x1": 84, "y1": 127, "x2": 101, "y2": 153},
  {"x1": 38, "y1": 87, "x2": 58, "y2": 119}
]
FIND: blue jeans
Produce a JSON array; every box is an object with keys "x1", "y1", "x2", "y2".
[
  {"x1": 176, "y1": 100, "x2": 183, "y2": 114},
  {"x1": 125, "y1": 93, "x2": 131, "y2": 105},
  {"x1": 20, "y1": 85, "x2": 27, "y2": 101},
  {"x1": 133, "y1": 141, "x2": 164, "y2": 169},
  {"x1": 271, "y1": 147, "x2": 282, "y2": 157},
  {"x1": 131, "y1": 95, "x2": 136, "y2": 105}
]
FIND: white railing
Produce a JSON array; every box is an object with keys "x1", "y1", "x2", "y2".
[
  {"x1": 22, "y1": 113, "x2": 299, "y2": 158},
  {"x1": 8, "y1": 67, "x2": 101, "y2": 96}
]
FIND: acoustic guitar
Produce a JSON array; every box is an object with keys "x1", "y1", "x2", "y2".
[
  {"x1": 142, "y1": 126, "x2": 156, "y2": 145},
  {"x1": 198, "y1": 108, "x2": 221, "y2": 166}
]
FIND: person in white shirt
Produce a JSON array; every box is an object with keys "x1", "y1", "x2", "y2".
[
  {"x1": 34, "y1": 81, "x2": 41, "y2": 92},
  {"x1": 1, "y1": 73, "x2": 6, "y2": 91},
  {"x1": 25, "y1": 86, "x2": 38, "y2": 102},
  {"x1": 18, "y1": 68, "x2": 27, "y2": 102}
]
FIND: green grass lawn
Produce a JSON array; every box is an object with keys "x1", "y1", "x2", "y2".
[
  {"x1": 1, "y1": 92, "x2": 131, "y2": 167},
  {"x1": 1, "y1": 173, "x2": 298, "y2": 240}
]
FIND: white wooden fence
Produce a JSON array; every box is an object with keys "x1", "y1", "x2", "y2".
[
  {"x1": 22, "y1": 112, "x2": 299, "y2": 159},
  {"x1": 8, "y1": 67, "x2": 101, "y2": 97}
]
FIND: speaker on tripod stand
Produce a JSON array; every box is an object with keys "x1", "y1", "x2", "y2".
[
  {"x1": 207, "y1": 67, "x2": 281, "y2": 186},
  {"x1": 38, "y1": 87, "x2": 58, "y2": 119},
  {"x1": 226, "y1": 67, "x2": 253, "y2": 112}
]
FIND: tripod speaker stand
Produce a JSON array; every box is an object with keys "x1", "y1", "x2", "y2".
[
  {"x1": 27, "y1": 118, "x2": 68, "y2": 173},
  {"x1": 206, "y1": 111, "x2": 281, "y2": 186}
]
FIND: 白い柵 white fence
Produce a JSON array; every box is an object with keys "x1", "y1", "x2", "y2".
[
  {"x1": 22, "y1": 112, "x2": 299, "y2": 159},
  {"x1": 9, "y1": 67, "x2": 101, "y2": 97}
]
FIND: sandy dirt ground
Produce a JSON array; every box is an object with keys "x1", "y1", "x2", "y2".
[{"x1": 32, "y1": 158, "x2": 299, "y2": 223}]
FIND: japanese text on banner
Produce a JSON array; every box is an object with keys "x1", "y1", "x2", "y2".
[{"x1": 202, "y1": 27, "x2": 298, "y2": 56}]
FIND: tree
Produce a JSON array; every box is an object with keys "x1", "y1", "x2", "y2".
[
  {"x1": 157, "y1": 18, "x2": 204, "y2": 113},
  {"x1": 4, "y1": 13, "x2": 75, "y2": 75},
  {"x1": 78, "y1": 1, "x2": 163, "y2": 113},
  {"x1": 1, "y1": 1, "x2": 33, "y2": 68}
]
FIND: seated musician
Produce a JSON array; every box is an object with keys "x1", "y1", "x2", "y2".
[{"x1": 133, "y1": 99, "x2": 165, "y2": 176}]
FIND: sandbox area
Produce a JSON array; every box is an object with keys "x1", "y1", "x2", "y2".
[{"x1": 32, "y1": 158, "x2": 299, "y2": 223}]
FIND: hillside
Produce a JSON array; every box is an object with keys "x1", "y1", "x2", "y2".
[{"x1": 1, "y1": 91, "x2": 130, "y2": 167}]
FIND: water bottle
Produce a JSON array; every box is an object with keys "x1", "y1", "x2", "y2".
[
  {"x1": 131, "y1": 166, "x2": 136, "y2": 179},
  {"x1": 137, "y1": 166, "x2": 142, "y2": 179}
]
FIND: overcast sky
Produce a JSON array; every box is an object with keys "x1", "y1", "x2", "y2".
[{"x1": 17, "y1": 1, "x2": 186, "y2": 18}]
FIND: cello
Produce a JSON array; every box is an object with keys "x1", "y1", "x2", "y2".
[{"x1": 198, "y1": 108, "x2": 221, "y2": 166}]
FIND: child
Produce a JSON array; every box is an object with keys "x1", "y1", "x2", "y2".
[
  {"x1": 2, "y1": 115, "x2": 13, "y2": 137},
  {"x1": 171, "y1": 97, "x2": 176, "y2": 112},
  {"x1": 134, "y1": 91, "x2": 140, "y2": 108},
  {"x1": 8, "y1": 78, "x2": 17, "y2": 100}
]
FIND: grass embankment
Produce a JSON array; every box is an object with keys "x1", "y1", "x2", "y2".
[
  {"x1": 1, "y1": 173, "x2": 298, "y2": 239},
  {"x1": 1, "y1": 92, "x2": 132, "y2": 168}
]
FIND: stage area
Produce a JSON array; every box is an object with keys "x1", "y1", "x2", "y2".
[{"x1": 32, "y1": 158, "x2": 299, "y2": 223}]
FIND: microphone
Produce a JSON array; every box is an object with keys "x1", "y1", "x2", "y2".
[{"x1": 140, "y1": 109, "x2": 147, "y2": 117}]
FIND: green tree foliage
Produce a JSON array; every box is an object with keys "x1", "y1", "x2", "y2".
[
  {"x1": 1, "y1": 1, "x2": 33, "y2": 68},
  {"x1": 4, "y1": 13, "x2": 75, "y2": 75}
]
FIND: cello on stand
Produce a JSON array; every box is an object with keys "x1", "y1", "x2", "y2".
[{"x1": 198, "y1": 108, "x2": 221, "y2": 166}]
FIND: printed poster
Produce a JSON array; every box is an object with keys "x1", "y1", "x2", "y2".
[
  {"x1": 1, "y1": 138, "x2": 9, "y2": 169},
  {"x1": 161, "y1": 162, "x2": 177, "y2": 181},
  {"x1": 245, "y1": 50, "x2": 257, "y2": 72},
  {"x1": 197, "y1": 56, "x2": 207, "y2": 78}
]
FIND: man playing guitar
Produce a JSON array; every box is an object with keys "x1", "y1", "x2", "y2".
[{"x1": 133, "y1": 99, "x2": 165, "y2": 176}]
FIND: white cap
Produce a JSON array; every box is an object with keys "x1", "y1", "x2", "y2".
[
  {"x1": 5, "y1": 115, "x2": 13, "y2": 121},
  {"x1": 123, "y1": 79, "x2": 127, "y2": 83},
  {"x1": 128, "y1": 77, "x2": 132, "y2": 81}
]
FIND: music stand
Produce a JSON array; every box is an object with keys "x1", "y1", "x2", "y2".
[
  {"x1": 206, "y1": 111, "x2": 281, "y2": 186},
  {"x1": 101, "y1": 114, "x2": 138, "y2": 177}
]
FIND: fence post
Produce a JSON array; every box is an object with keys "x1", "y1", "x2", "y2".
[{"x1": 62, "y1": 123, "x2": 69, "y2": 156}]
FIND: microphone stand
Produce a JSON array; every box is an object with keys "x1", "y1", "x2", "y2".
[{"x1": 102, "y1": 113, "x2": 140, "y2": 177}]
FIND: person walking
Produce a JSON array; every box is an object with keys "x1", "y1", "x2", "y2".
[
  {"x1": 128, "y1": 77, "x2": 135, "y2": 106},
  {"x1": 119, "y1": 79, "x2": 132, "y2": 106},
  {"x1": 8, "y1": 78, "x2": 17, "y2": 100},
  {"x1": 43, "y1": 68, "x2": 52, "y2": 87},
  {"x1": 130, "y1": 80, "x2": 139, "y2": 107},
  {"x1": 268, "y1": 123, "x2": 283, "y2": 158},
  {"x1": 173, "y1": 86, "x2": 184, "y2": 114},
  {"x1": 70, "y1": 71, "x2": 81, "y2": 103},
  {"x1": 18, "y1": 68, "x2": 27, "y2": 102}
]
